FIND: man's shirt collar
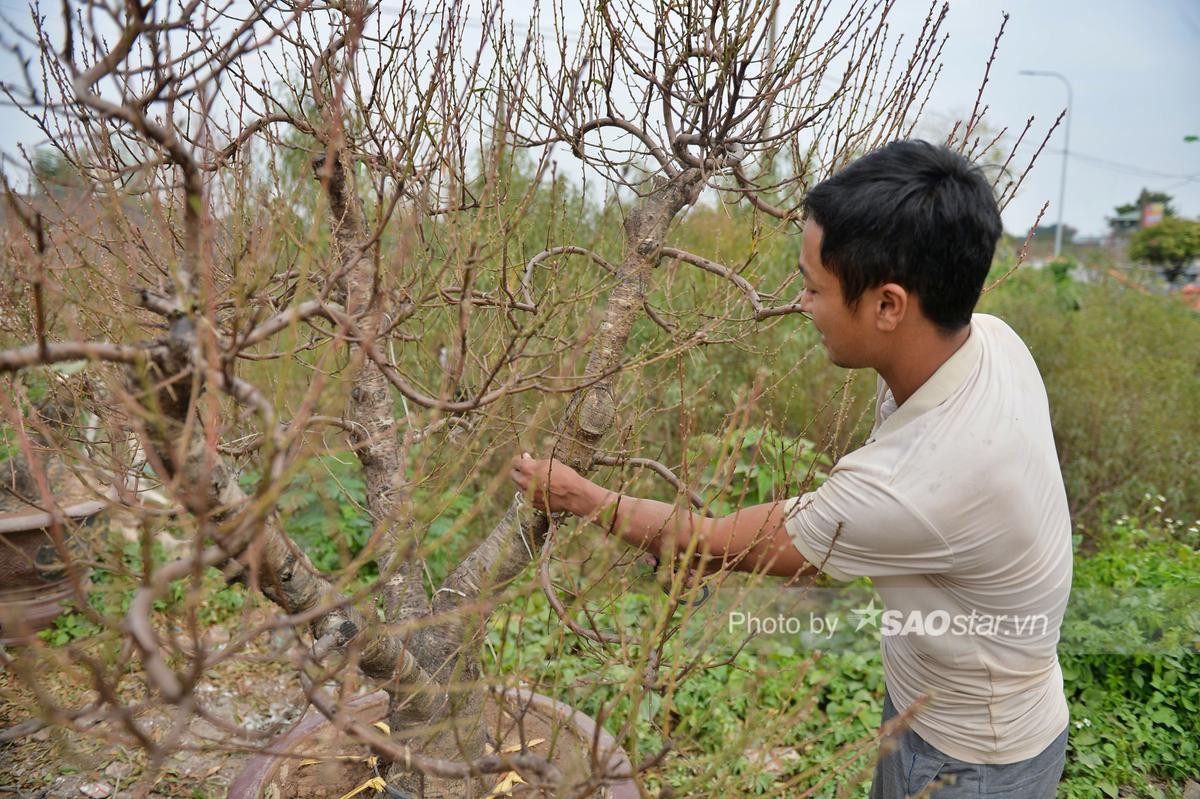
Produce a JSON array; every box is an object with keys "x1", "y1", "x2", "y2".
[{"x1": 872, "y1": 322, "x2": 983, "y2": 441}]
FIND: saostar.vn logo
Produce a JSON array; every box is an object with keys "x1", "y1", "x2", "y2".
[{"x1": 851, "y1": 600, "x2": 1049, "y2": 637}]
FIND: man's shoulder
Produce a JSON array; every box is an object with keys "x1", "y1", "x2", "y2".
[
  {"x1": 971, "y1": 312, "x2": 1020, "y2": 346},
  {"x1": 972, "y1": 311, "x2": 1042, "y2": 355},
  {"x1": 970, "y1": 312, "x2": 1045, "y2": 381},
  {"x1": 854, "y1": 313, "x2": 1050, "y2": 479}
]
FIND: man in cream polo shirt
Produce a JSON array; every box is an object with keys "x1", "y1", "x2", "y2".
[{"x1": 510, "y1": 140, "x2": 1072, "y2": 797}]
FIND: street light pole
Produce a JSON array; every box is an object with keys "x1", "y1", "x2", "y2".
[{"x1": 1020, "y1": 70, "x2": 1073, "y2": 257}]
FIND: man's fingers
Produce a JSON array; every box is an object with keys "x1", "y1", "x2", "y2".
[
  {"x1": 510, "y1": 452, "x2": 557, "y2": 507},
  {"x1": 510, "y1": 464, "x2": 531, "y2": 488}
]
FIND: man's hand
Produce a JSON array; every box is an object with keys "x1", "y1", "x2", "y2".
[{"x1": 508, "y1": 453, "x2": 607, "y2": 517}]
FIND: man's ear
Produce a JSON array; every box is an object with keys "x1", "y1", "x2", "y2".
[{"x1": 874, "y1": 282, "x2": 909, "y2": 332}]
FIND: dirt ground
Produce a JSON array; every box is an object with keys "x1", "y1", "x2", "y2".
[
  {"x1": 0, "y1": 608, "x2": 352, "y2": 798},
  {"x1": 0, "y1": 607, "x2": 605, "y2": 799}
]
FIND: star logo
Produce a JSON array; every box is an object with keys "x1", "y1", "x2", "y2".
[{"x1": 850, "y1": 599, "x2": 882, "y2": 631}]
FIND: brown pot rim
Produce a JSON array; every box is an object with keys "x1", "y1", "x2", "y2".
[
  {"x1": 0, "y1": 497, "x2": 109, "y2": 534},
  {"x1": 227, "y1": 688, "x2": 639, "y2": 799},
  {"x1": 0, "y1": 579, "x2": 77, "y2": 601}
]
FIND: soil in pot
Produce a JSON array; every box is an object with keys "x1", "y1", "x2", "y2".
[{"x1": 258, "y1": 691, "x2": 631, "y2": 799}]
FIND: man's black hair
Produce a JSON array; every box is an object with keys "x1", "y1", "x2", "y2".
[{"x1": 802, "y1": 140, "x2": 1003, "y2": 332}]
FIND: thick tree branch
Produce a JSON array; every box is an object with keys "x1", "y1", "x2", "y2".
[
  {"x1": 592, "y1": 453, "x2": 708, "y2": 512},
  {"x1": 659, "y1": 246, "x2": 806, "y2": 319},
  {"x1": 0, "y1": 341, "x2": 161, "y2": 371}
]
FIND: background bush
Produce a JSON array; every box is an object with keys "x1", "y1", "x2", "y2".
[{"x1": 978, "y1": 262, "x2": 1200, "y2": 530}]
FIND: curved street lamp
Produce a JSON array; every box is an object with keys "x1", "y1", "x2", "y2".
[{"x1": 1020, "y1": 70, "x2": 1073, "y2": 257}]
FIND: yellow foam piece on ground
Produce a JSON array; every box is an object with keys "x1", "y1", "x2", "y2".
[
  {"x1": 484, "y1": 771, "x2": 527, "y2": 798},
  {"x1": 485, "y1": 738, "x2": 545, "y2": 754},
  {"x1": 334, "y1": 776, "x2": 387, "y2": 799},
  {"x1": 480, "y1": 737, "x2": 548, "y2": 796}
]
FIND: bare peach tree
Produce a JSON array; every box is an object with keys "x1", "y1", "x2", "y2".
[{"x1": 0, "y1": 0, "x2": 1047, "y2": 796}]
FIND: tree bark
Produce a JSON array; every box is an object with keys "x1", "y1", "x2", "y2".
[
  {"x1": 125, "y1": 325, "x2": 445, "y2": 707},
  {"x1": 400, "y1": 169, "x2": 704, "y2": 789},
  {"x1": 314, "y1": 151, "x2": 476, "y2": 795}
]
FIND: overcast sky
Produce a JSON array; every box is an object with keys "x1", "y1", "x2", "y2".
[
  {"x1": 899, "y1": 0, "x2": 1200, "y2": 238},
  {"x1": 0, "y1": 0, "x2": 1196, "y2": 238}
]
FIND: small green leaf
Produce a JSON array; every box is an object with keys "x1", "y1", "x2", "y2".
[{"x1": 1149, "y1": 706, "x2": 1177, "y2": 726}]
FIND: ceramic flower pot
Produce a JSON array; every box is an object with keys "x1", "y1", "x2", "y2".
[
  {"x1": 228, "y1": 688, "x2": 639, "y2": 799},
  {"x1": 0, "y1": 498, "x2": 104, "y2": 644}
]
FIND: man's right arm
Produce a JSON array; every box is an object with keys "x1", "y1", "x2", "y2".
[{"x1": 509, "y1": 454, "x2": 816, "y2": 580}]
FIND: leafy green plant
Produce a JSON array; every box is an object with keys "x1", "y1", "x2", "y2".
[
  {"x1": 485, "y1": 585, "x2": 886, "y2": 797},
  {"x1": 483, "y1": 509, "x2": 1199, "y2": 798},
  {"x1": 1128, "y1": 217, "x2": 1200, "y2": 284},
  {"x1": 689, "y1": 425, "x2": 831, "y2": 515},
  {"x1": 270, "y1": 455, "x2": 375, "y2": 575},
  {"x1": 262, "y1": 449, "x2": 481, "y2": 585},
  {"x1": 38, "y1": 538, "x2": 252, "y2": 645},
  {"x1": 1046, "y1": 256, "x2": 1083, "y2": 311},
  {"x1": 1058, "y1": 515, "x2": 1200, "y2": 799},
  {"x1": 39, "y1": 609, "x2": 102, "y2": 646}
]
